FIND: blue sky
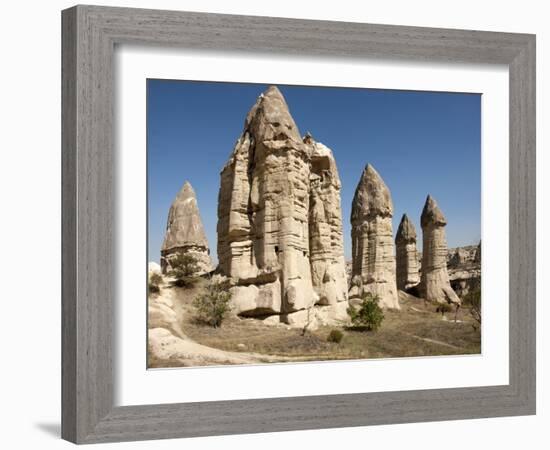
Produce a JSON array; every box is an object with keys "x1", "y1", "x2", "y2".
[{"x1": 148, "y1": 80, "x2": 481, "y2": 264}]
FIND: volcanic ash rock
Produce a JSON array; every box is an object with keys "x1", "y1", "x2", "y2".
[
  {"x1": 349, "y1": 164, "x2": 399, "y2": 309},
  {"x1": 420, "y1": 195, "x2": 460, "y2": 304},
  {"x1": 161, "y1": 181, "x2": 213, "y2": 275},
  {"x1": 218, "y1": 86, "x2": 314, "y2": 316},
  {"x1": 395, "y1": 214, "x2": 420, "y2": 291},
  {"x1": 447, "y1": 243, "x2": 481, "y2": 298},
  {"x1": 148, "y1": 261, "x2": 162, "y2": 276},
  {"x1": 306, "y1": 134, "x2": 348, "y2": 306},
  {"x1": 217, "y1": 86, "x2": 348, "y2": 321}
]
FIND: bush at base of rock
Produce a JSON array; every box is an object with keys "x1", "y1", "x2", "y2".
[
  {"x1": 168, "y1": 253, "x2": 200, "y2": 288},
  {"x1": 193, "y1": 276, "x2": 232, "y2": 328},
  {"x1": 347, "y1": 293, "x2": 385, "y2": 331},
  {"x1": 148, "y1": 273, "x2": 162, "y2": 294},
  {"x1": 327, "y1": 329, "x2": 344, "y2": 343},
  {"x1": 435, "y1": 303, "x2": 453, "y2": 316}
]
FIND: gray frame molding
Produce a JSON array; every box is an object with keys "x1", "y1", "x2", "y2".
[{"x1": 62, "y1": 5, "x2": 536, "y2": 444}]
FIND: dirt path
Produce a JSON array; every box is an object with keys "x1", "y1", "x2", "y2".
[
  {"x1": 149, "y1": 327, "x2": 302, "y2": 367},
  {"x1": 407, "y1": 334, "x2": 462, "y2": 350}
]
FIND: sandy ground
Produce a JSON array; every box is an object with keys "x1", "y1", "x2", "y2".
[
  {"x1": 148, "y1": 281, "x2": 302, "y2": 367},
  {"x1": 148, "y1": 280, "x2": 481, "y2": 368}
]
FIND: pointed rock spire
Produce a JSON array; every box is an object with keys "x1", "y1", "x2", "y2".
[
  {"x1": 396, "y1": 214, "x2": 417, "y2": 243},
  {"x1": 244, "y1": 85, "x2": 303, "y2": 144},
  {"x1": 218, "y1": 85, "x2": 315, "y2": 318},
  {"x1": 419, "y1": 195, "x2": 460, "y2": 304},
  {"x1": 161, "y1": 181, "x2": 212, "y2": 274},
  {"x1": 395, "y1": 214, "x2": 420, "y2": 291},
  {"x1": 162, "y1": 181, "x2": 208, "y2": 250},
  {"x1": 350, "y1": 164, "x2": 399, "y2": 310},
  {"x1": 217, "y1": 86, "x2": 348, "y2": 325},
  {"x1": 351, "y1": 164, "x2": 393, "y2": 224},
  {"x1": 421, "y1": 194, "x2": 447, "y2": 228}
]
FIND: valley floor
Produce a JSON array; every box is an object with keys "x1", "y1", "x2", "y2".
[{"x1": 148, "y1": 279, "x2": 481, "y2": 368}]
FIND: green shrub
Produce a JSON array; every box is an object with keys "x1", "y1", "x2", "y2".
[
  {"x1": 347, "y1": 293, "x2": 384, "y2": 331},
  {"x1": 327, "y1": 329, "x2": 344, "y2": 343},
  {"x1": 193, "y1": 276, "x2": 232, "y2": 328},
  {"x1": 148, "y1": 272, "x2": 162, "y2": 294},
  {"x1": 435, "y1": 303, "x2": 453, "y2": 316},
  {"x1": 168, "y1": 253, "x2": 199, "y2": 287},
  {"x1": 463, "y1": 288, "x2": 481, "y2": 327}
]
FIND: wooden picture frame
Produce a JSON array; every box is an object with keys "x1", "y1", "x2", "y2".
[{"x1": 62, "y1": 5, "x2": 536, "y2": 444}]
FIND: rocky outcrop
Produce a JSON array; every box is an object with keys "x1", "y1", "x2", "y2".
[
  {"x1": 148, "y1": 261, "x2": 161, "y2": 276},
  {"x1": 217, "y1": 86, "x2": 313, "y2": 316},
  {"x1": 147, "y1": 274, "x2": 180, "y2": 336},
  {"x1": 420, "y1": 195, "x2": 460, "y2": 304},
  {"x1": 447, "y1": 243, "x2": 481, "y2": 298},
  {"x1": 161, "y1": 181, "x2": 213, "y2": 275},
  {"x1": 147, "y1": 276, "x2": 291, "y2": 367},
  {"x1": 448, "y1": 245, "x2": 477, "y2": 267},
  {"x1": 306, "y1": 134, "x2": 348, "y2": 306},
  {"x1": 395, "y1": 214, "x2": 420, "y2": 291},
  {"x1": 217, "y1": 86, "x2": 348, "y2": 323},
  {"x1": 349, "y1": 164, "x2": 399, "y2": 309}
]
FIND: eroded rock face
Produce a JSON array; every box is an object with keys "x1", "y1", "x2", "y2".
[
  {"x1": 306, "y1": 134, "x2": 348, "y2": 306},
  {"x1": 447, "y1": 243, "x2": 481, "y2": 298},
  {"x1": 420, "y1": 195, "x2": 460, "y2": 304},
  {"x1": 448, "y1": 246, "x2": 476, "y2": 267},
  {"x1": 147, "y1": 278, "x2": 284, "y2": 367},
  {"x1": 217, "y1": 86, "x2": 347, "y2": 322},
  {"x1": 148, "y1": 261, "x2": 162, "y2": 276},
  {"x1": 161, "y1": 181, "x2": 213, "y2": 275},
  {"x1": 350, "y1": 164, "x2": 399, "y2": 309},
  {"x1": 395, "y1": 214, "x2": 420, "y2": 291}
]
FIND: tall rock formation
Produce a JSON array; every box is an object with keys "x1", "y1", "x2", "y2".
[
  {"x1": 395, "y1": 214, "x2": 420, "y2": 291},
  {"x1": 306, "y1": 134, "x2": 348, "y2": 306},
  {"x1": 217, "y1": 86, "x2": 348, "y2": 322},
  {"x1": 161, "y1": 181, "x2": 213, "y2": 275},
  {"x1": 420, "y1": 195, "x2": 460, "y2": 304},
  {"x1": 349, "y1": 164, "x2": 399, "y2": 309}
]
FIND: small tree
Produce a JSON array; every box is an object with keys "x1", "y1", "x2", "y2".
[
  {"x1": 347, "y1": 293, "x2": 384, "y2": 331},
  {"x1": 327, "y1": 329, "x2": 344, "y2": 343},
  {"x1": 435, "y1": 303, "x2": 452, "y2": 317},
  {"x1": 148, "y1": 272, "x2": 162, "y2": 294},
  {"x1": 193, "y1": 275, "x2": 232, "y2": 328},
  {"x1": 168, "y1": 253, "x2": 199, "y2": 287},
  {"x1": 463, "y1": 288, "x2": 481, "y2": 329}
]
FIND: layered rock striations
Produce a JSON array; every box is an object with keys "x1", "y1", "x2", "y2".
[
  {"x1": 217, "y1": 86, "x2": 348, "y2": 322},
  {"x1": 395, "y1": 214, "x2": 420, "y2": 291},
  {"x1": 306, "y1": 134, "x2": 348, "y2": 306},
  {"x1": 349, "y1": 164, "x2": 400, "y2": 309},
  {"x1": 420, "y1": 195, "x2": 460, "y2": 304},
  {"x1": 161, "y1": 181, "x2": 213, "y2": 275}
]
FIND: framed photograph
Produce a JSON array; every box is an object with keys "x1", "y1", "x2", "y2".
[{"x1": 62, "y1": 5, "x2": 536, "y2": 444}]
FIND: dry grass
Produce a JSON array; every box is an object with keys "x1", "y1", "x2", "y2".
[{"x1": 169, "y1": 281, "x2": 481, "y2": 363}]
